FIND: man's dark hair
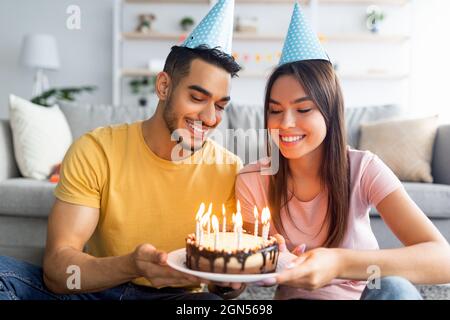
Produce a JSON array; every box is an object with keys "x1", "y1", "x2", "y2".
[{"x1": 163, "y1": 45, "x2": 241, "y2": 88}]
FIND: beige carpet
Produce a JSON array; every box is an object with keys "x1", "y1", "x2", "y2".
[{"x1": 236, "y1": 284, "x2": 450, "y2": 300}]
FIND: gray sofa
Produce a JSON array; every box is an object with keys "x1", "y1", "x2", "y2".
[{"x1": 1, "y1": 103, "x2": 450, "y2": 269}]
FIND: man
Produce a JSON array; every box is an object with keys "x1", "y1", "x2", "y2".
[{"x1": 0, "y1": 0, "x2": 243, "y2": 300}]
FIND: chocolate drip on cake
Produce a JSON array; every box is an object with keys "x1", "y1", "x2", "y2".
[{"x1": 186, "y1": 233, "x2": 279, "y2": 274}]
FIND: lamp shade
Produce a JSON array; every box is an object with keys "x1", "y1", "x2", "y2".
[{"x1": 20, "y1": 34, "x2": 60, "y2": 70}]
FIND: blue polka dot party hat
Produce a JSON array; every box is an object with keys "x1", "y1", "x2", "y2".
[
  {"x1": 279, "y1": 2, "x2": 329, "y2": 66},
  {"x1": 182, "y1": 0, "x2": 235, "y2": 55}
]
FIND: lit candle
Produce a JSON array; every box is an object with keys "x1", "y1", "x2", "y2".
[
  {"x1": 222, "y1": 204, "x2": 226, "y2": 233},
  {"x1": 235, "y1": 211, "x2": 243, "y2": 249},
  {"x1": 232, "y1": 213, "x2": 236, "y2": 234},
  {"x1": 235, "y1": 200, "x2": 242, "y2": 248},
  {"x1": 200, "y1": 214, "x2": 209, "y2": 247},
  {"x1": 205, "y1": 203, "x2": 212, "y2": 235},
  {"x1": 261, "y1": 207, "x2": 271, "y2": 243},
  {"x1": 212, "y1": 215, "x2": 219, "y2": 251},
  {"x1": 195, "y1": 203, "x2": 205, "y2": 245},
  {"x1": 253, "y1": 206, "x2": 259, "y2": 237}
]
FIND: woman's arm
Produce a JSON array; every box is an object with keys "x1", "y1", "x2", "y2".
[
  {"x1": 276, "y1": 188, "x2": 450, "y2": 289},
  {"x1": 337, "y1": 187, "x2": 450, "y2": 284}
]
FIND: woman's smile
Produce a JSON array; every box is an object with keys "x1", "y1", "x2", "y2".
[{"x1": 279, "y1": 134, "x2": 307, "y2": 147}]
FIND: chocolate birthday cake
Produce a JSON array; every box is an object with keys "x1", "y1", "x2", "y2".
[{"x1": 186, "y1": 232, "x2": 279, "y2": 274}]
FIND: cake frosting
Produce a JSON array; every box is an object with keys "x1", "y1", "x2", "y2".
[{"x1": 186, "y1": 232, "x2": 279, "y2": 274}]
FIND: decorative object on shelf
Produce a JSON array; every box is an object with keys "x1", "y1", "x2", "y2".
[
  {"x1": 180, "y1": 16, "x2": 195, "y2": 32},
  {"x1": 20, "y1": 33, "x2": 60, "y2": 97},
  {"x1": 129, "y1": 76, "x2": 156, "y2": 107},
  {"x1": 232, "y1": 50, "x2": 280, "y2": 63},
  {"x1": 235, "y1": 16, "x2": 258, "y2": 33},
  {"x1": 135, "y1": 13, "x2": 156, "y2": 33},
  {"x1": 31, "y1": 86, "x2": 97, "y2": 107},
  {"x1": 366, "y1": 5, "x2": 385, "y2": 33}
]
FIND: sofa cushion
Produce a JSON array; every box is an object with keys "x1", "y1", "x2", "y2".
[
  {"x1": 403, "y1": 182, "x2": 450, "y2": 218},
  {"x1": 0, "y1": 120, "x2": 20, "y2": 181},
  {"x1": 9, "y1": 95, "x2": 73, "y2": 180},
  {"x1": 432, "y1": 124, "x2": 450, "y2": 185},
  {"x1": 0, "y1": 178, "x2": 56, "y2": 218},
  {"x1": 370, "y1": 182, "x2": 450, "y2": 219},
  {"x1": 345, "y1": 104, "x2": 403, "y2": 148},
  {"x1": 0, "y1": 215, "x2": 47, "y2": 248},
  {"x1": 359, "y1": 115, "x2": 439, "y2": 183},
  {"x1": 59, "y1": 102, "x2": 157, "y2": 139},
  {"x1": 225, "y1": 104, "x2": 265, "y2": 164}
]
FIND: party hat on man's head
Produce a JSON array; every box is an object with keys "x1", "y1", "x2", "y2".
[
  {"x1": 279, "y1": 2, "x2": 329, "y2": 66},
  {"x1": 182, "y1": 0, "x2": 235, "y2": 55}
]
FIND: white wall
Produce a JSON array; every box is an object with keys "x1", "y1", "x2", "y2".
[
  {"x1": 0, "y1": 0, "x2": 114, "y2": 119},
  {"x1": 410, "y1": 0, "x2": 450, "y2": 123}
]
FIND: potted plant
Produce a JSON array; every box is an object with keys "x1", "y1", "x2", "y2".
[
  {"x1": 31, "y1": 86, "x2": 97, "y2": 107},
  {"x1": 366, "y1": 5, "x2": 385, "y2": 33},
  {"x1": 129, "y1": 76, "x2": 156, "y2": 107},
  {"x1": 180, "y1": 16, "x2": 195, "y2": 32},
  {"x1": 136, "y1": 14, "x2": 156, "y2": 33}
]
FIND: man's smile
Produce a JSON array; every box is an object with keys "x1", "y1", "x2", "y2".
[{"x1": 185, "y1": 119, "x2": 210, "y2": 138}]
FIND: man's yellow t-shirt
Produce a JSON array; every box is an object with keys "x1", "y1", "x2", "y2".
[{"x1": 54, "y1": 121, "x2": 242, "y2": 287}]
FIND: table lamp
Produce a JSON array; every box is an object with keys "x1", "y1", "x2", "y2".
[{"x1": 20, "y1": 34, "x2": 60, "y2": 97}]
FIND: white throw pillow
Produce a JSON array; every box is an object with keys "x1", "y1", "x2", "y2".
[{"x1": 9, "y1": 94, "x2": 73, "y2": 180}]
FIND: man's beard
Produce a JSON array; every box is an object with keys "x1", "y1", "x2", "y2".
[{"x1": 162, "y1": 96, "x2": 207, "y2": 153}]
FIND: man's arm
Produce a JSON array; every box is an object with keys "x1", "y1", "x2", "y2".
[{"x1": 43, "y1": 199, "x2": 201, "y2": 294}]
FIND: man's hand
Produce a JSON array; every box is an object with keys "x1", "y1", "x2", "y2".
[{"x1": 132, "y1": 244, "x2": 202, "y2": 288}]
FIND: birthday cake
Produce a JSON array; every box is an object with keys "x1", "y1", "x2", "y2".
[{"x1": 185, "y1": 232, "x2": 279, "y2": 274}]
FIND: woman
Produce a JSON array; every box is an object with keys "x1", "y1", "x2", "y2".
[{"x1": 235, "y1": 4, "x2": 450, "y2": 299}]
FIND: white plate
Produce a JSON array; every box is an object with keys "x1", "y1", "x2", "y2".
[{"x1": 167, "y1": 248, "x2": 297, "y2": 283}]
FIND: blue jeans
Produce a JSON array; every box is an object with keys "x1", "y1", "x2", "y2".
[
  {"x1": 0, "y1": 256, "x2": 221, "y2": 300},
  {"x1": 360, "y1": 276, "x2": 423, "y2": 300}
]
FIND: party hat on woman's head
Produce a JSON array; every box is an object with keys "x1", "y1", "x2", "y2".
[
  {"x1": 182, "y1": 0, "x2": 235, "y2": 55},
  {"x1": 279, "y1": 2, "x2": 329, "y2": 66}
]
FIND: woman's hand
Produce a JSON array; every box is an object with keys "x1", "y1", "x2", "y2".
[
  {"x1": 256, "y1": 234, "x2": 342, "y2": 290},
  {"x1": 276, "y1": 247, "x2": 343, "y2": 290}
]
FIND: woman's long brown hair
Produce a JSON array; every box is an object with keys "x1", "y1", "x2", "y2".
[{"x1": 265, "y1": 60, "x2": 350, "y2": 248}]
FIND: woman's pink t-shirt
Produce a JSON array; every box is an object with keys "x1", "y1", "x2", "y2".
[{"x1": 235, "y1": 148, "x2": 403, "y2": 300}]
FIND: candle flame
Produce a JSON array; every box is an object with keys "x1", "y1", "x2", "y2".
[
  {"x1": 237, "y1": 200, "x2": 241, "y2": 213},
  {"x1": 261, "y1": 207, "x2": 270, "y2": 224},
  {"x1": 254, "y1": 206, "x2": 258, "y2": 220},
  {"x1": 201, "y1": 216, "x2": 208, "y2": 228},
  {"x1": 196, "y1": 202, "x2": 205, "y2": 221},
  {"x1": 235, "y1": 210, "x2": 243, "y2": 228},
  {"x1": 207, "y1": 202, "x2": 212, "y2": 216},
  {"x1": 222, "y1": 203, "x2": 226, "y2": 216},
  {"x1": 201, "y1": 208, "x2": 211, "y2": 228},
  {"x1": 212, "y1": 215, "x2": 219, "y2": 232}
]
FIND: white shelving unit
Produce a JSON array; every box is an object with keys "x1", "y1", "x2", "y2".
[
  {"x1": 121, "y1": 30, "x2": 409, "y2": 42},
  {"x1": 113, "y1": 0, "x2": 412, "y2": 107}
]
